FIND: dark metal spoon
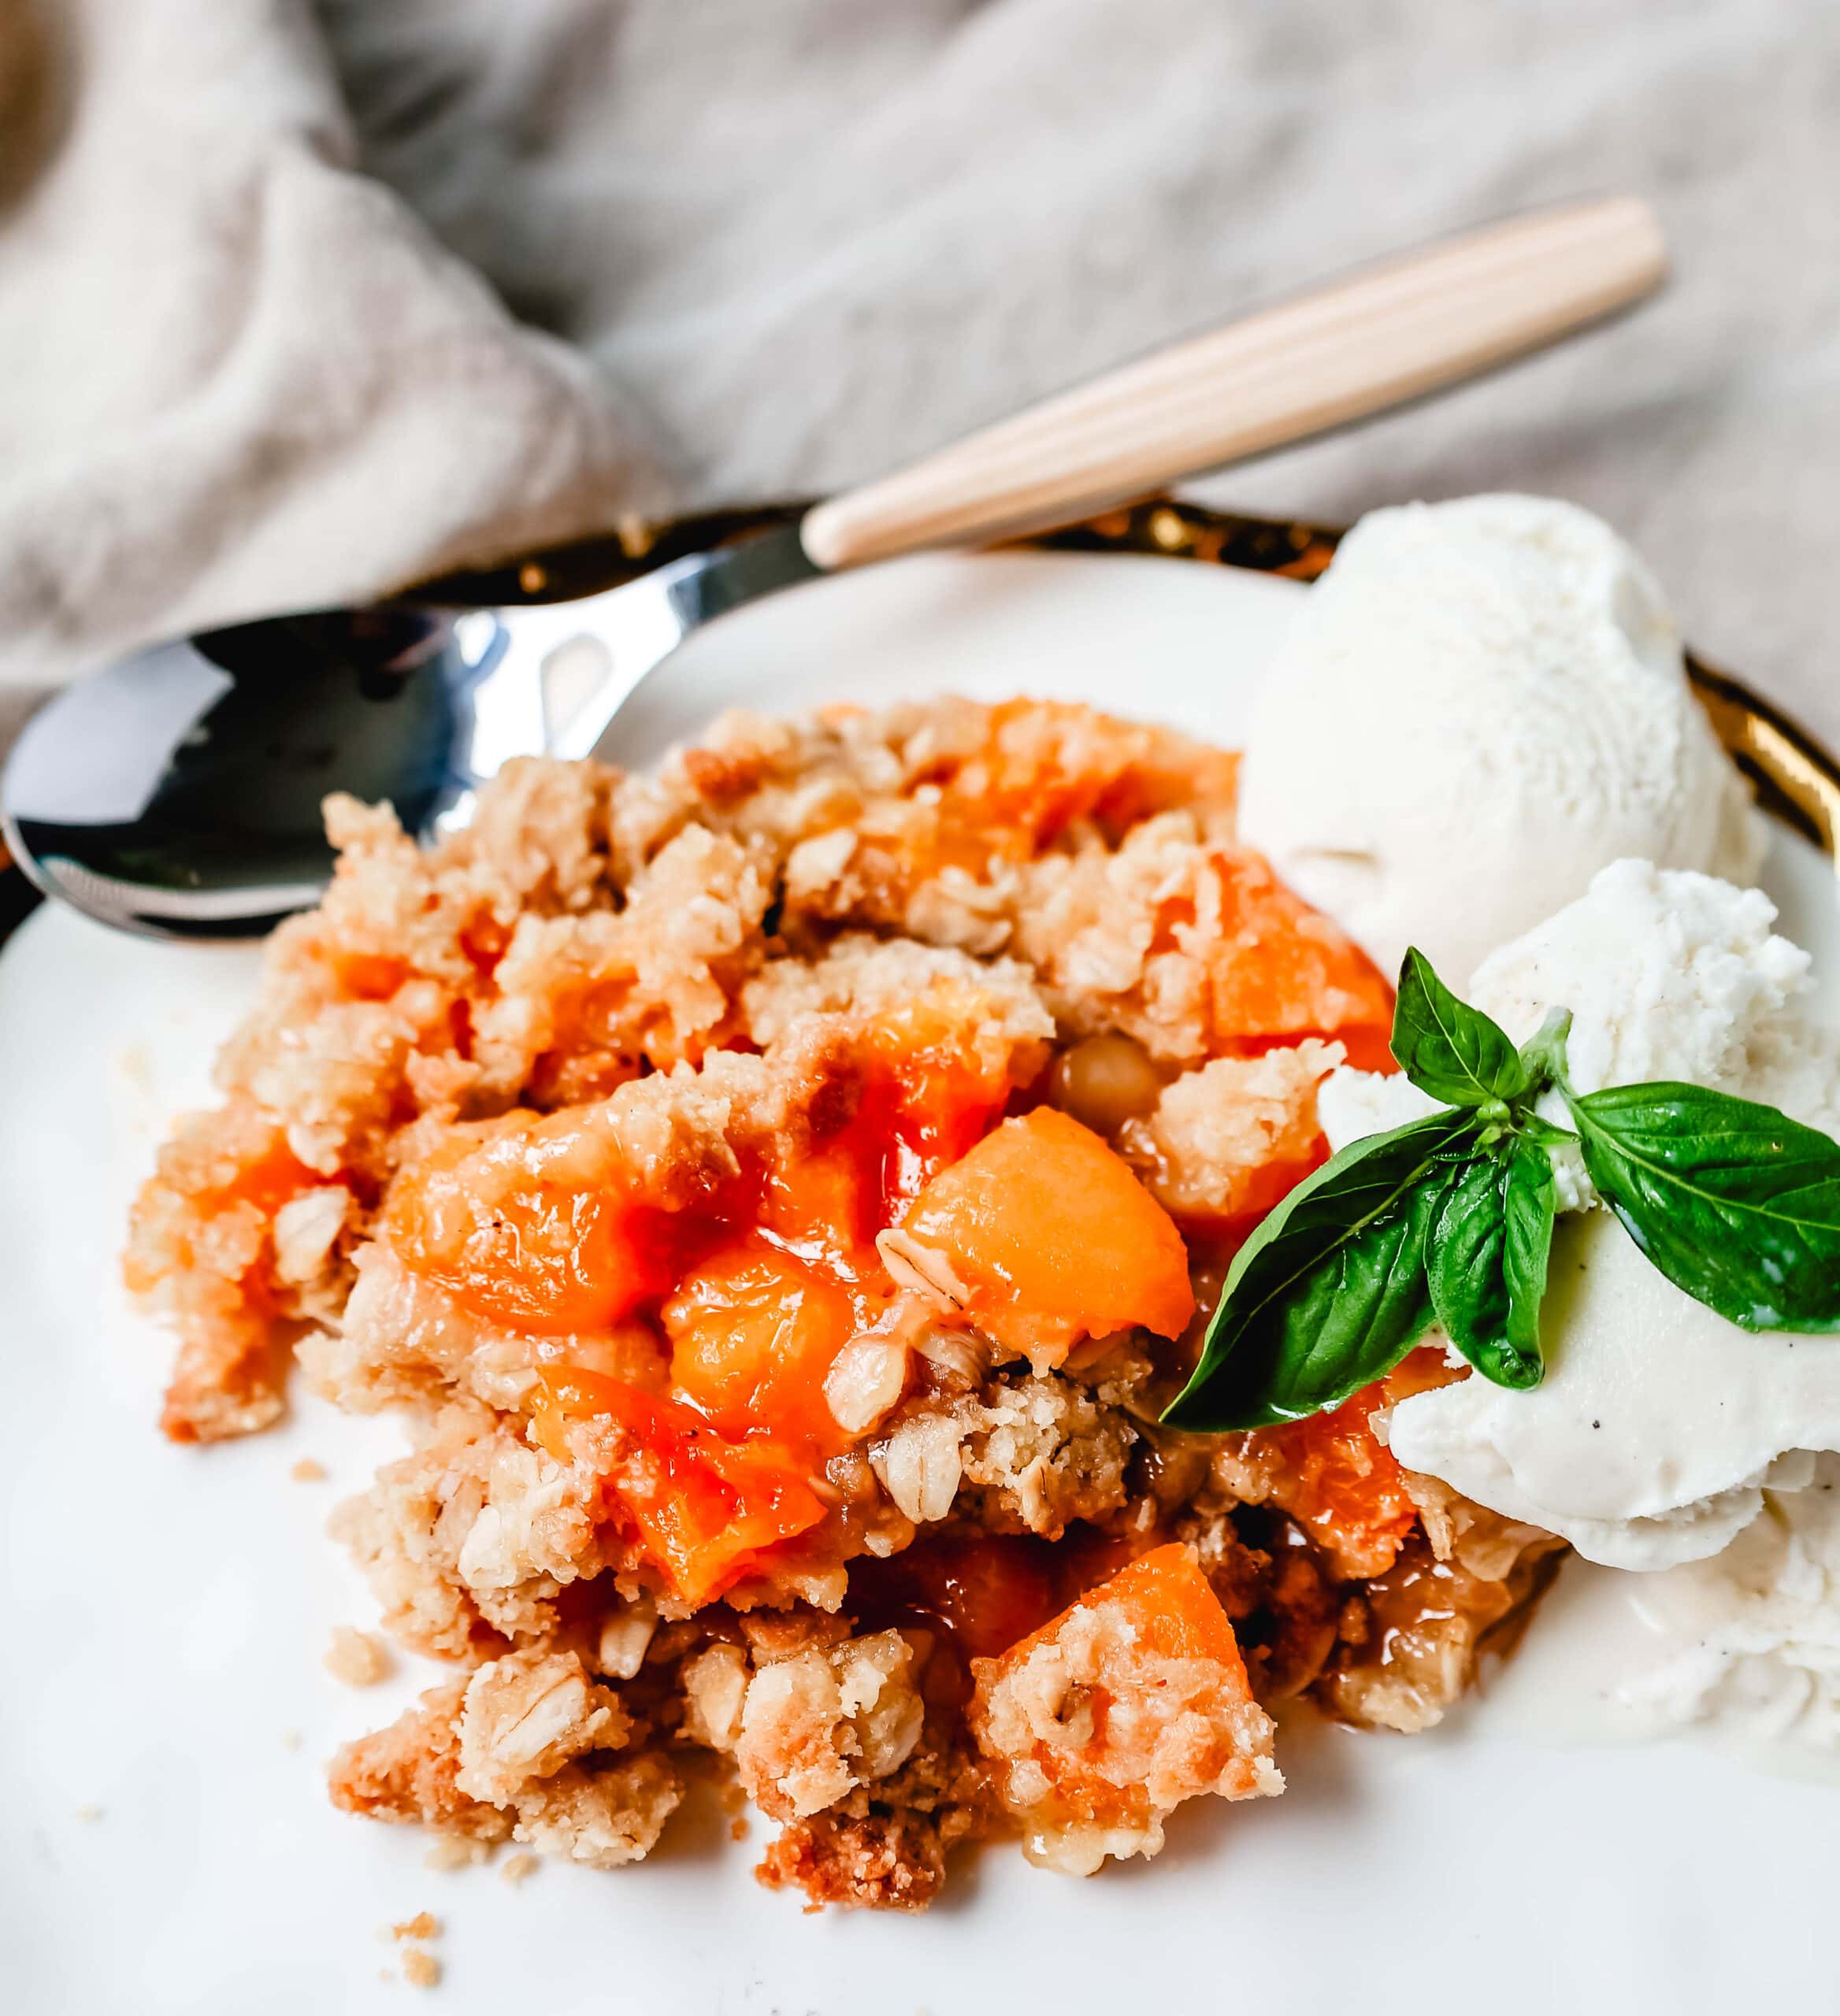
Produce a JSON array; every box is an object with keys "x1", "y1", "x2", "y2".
[{"x1": 0, "y1": 526, "x2": 815, "y2": 939}]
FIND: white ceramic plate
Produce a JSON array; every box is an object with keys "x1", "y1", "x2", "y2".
[{"x1": 4, "y1": 552, "x2": 1838, "y2": 2016}]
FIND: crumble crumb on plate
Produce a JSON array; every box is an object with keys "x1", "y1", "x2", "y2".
[
  {"x1": 401, "y1": 1948, "x2": 440, "y2": 1988},
  {"x1": 325, "y1": 1625, "x2": 391, "y2": 1688}
]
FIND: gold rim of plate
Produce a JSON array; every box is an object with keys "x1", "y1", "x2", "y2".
[{"x1": 3, "y1": 499, "x2": 1834, "y2": 936}]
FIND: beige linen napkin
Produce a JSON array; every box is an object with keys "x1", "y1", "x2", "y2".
[{"x1": 0, "y1": 0, "x2": 668, "y2": 738}]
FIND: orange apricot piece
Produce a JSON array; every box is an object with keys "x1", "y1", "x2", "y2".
[
  {"x1": 1205, "y1": 848, "x2": 1395, "y2": 1057},
  {"x1": 895, "y1": 1106, "x2": 1193, "y2": 1363},
  {"x1": 662, "y1": 1237, "x2": 861, "y2": 1452},
  {"x1": 969, "y1": 1544, "x2": 1280, "y2": 1873},
  {"x1": 382, "y1": 1111, "x2": 676, "y2": 1335},
  {"x1": 532, "y1": 1372, "x2": 827, "y2": 1606}
]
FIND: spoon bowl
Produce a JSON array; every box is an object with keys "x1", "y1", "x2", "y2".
[
  {"x1": 0, "y1": 521, "x2": 819, "y2": 939},
  {"x1": 2, "y1": 605, "x2": 506, "y2": 939}
]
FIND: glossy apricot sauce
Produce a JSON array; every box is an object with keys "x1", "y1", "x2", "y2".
[
  {"x1": 845, "y1": 1525, "x2": 1163, "y2": 1727},
  {"x1": 379, "y1": 848, "x2": 1398, "y2": 1613},
  {"x1": 1259, "y1": 1386, "x2": 1421, "y2": 1579}
]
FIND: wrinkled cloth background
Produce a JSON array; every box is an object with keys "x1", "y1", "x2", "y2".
[{"x1": 1, "y1": 0, "x2": 1836, "y2": 750}]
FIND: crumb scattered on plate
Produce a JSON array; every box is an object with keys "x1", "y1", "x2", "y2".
[
  {"x1": 324, "y1": 1625, "x2": 390, "y2": 1688},
  {"x1": 401, "y1": 1949, "x2": 440, "y2": 1989},
  {"x1": 499, "y1": 1852, "x2": 539, "y2": 1886},
  {"x1": 290, "y1": 1456, "x2": 328, "y2": 1482}
]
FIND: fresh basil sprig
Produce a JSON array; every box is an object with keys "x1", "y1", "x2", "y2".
[{"x1": 1162, "y1": 948, "x2": 1840, "y2": 1433}]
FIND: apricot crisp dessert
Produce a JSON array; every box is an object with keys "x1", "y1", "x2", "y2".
[{"x1": 127, "y1": 697, "x2": 1560, "y2": 1907}]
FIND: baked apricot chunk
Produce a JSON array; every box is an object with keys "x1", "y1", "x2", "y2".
[
  {"x1": 1204, "y1": 848, "x2": 1395, "y2": 1061},
  {"x1": 969, "y1": 1544, "x2": 1280, "y2": 1873},
  {"x1": 892, "y1": 1107, "x2": 1194, "y2": 1364},
  {"x1": 381, "y1": 1108, "x2": 684, "y2": 1335},
  {"x1": 532, "y1": 1370, "x2": 828, "y2": 1606},
  {"x1": 662, "y1": 1238, "x2": 864, "y2": 1456}
]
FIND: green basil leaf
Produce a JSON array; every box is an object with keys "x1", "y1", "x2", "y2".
[
  {"x1": 1390, "y1": 947, "x2": 1530, "y2": 1108},
  {"x1": 1567, "y1": 1080, "x2": 1840, "y2": 1332},
  {"x1": 1162, "y1": 1110, "x2": 1478, "y2": 1431},
  {"x1": 1426, "y1": 1140, "x2": 1553, "y2": 1390},
  {"x1": 1429, "y1": 1154, "x2": 1514, "y2": 1380},
  {"x1": 1501, "y1": 1136, "x2": 1558, "y2": 1367}
]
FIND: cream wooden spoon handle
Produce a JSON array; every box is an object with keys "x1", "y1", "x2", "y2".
[{"x1": 799, "y1": 195, "x2": 1666, "y2": 571}]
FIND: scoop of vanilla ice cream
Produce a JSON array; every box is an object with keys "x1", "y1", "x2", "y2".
[
  {"x1": 1608, "y1": 1454, "x2": 1840, "y2": 1747},
  {"x1": 1476, "y1": 1451, "x2": 1840, "y2": 1757},
  {"x1": 1319, "y1": 860, "x2": 1840, "y2": 1571},
  {"x1": 1238, "y1": 495, "x2": 1766, "y2": 986}
]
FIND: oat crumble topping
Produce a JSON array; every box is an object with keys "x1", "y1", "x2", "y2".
[{"x1": 127, "y1": 699, "x2": 1560, "y2": 1907}]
